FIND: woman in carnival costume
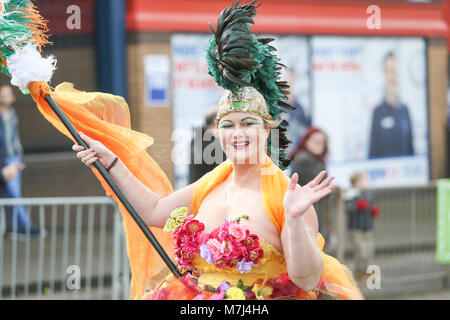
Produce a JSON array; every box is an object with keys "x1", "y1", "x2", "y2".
[{"x1": 73, "y1": 1, "x2": 364, "y2": 300}]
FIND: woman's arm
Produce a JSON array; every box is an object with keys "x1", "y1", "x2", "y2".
[
  {"x1": 108, "y1": 158, "x2": 198, "y2": 227},
  {"x1": 73, "y1": 132, "x2": 198, "y2": 228},
  {"x1": 281, "y1": 171, "x2": 334, "y2": 291},
  {"x1": 281, "y1": 205, "x2": 324, "y2": 291}
]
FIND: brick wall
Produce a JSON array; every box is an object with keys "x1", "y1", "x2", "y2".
[
  {"x1": 428, "y1": 38, "x2": 448, "y2": 180},
  {"x1": 127, "y1": 32, "x2": 175, "y2": 184}
]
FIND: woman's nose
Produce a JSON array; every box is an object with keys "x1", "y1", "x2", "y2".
[{"x1": 231, "y1": 126, "x2": 246, "y2": 137}]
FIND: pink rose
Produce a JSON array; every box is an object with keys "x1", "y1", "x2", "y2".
[
  {"x1": 199, "y1": 233, "x2": 210, "y2": 245},
  {"x1": 209, "y1": 228, "x2": 220, "y2": 240},
  {"x1": 228, "y1": 223, "x2": 248, "y2": 241},
  {"x1": 206, "y1": 238, "x2": 225, "y2": 259},
  {"x1": 218, "y1": 221, "x2": 231, "y2": 241},
  {"x1": 224, "y1": 240, "x2": 243, "y2": 260}
]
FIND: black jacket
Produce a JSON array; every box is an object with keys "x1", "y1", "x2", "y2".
[
  {"x1": 344, "y1": 189, "x2": 376, "y2": 231},
  {"x1": 369, "y1": 100, "x2": 414, "y2": 158},
  {"x1": 290, "y1": 150, "x2": 326, "y2": 187}
]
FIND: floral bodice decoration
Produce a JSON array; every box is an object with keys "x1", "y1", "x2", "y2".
[
  {"x1": 145, "y1": 206, "x2": 362, "y2": 300},
  {"x1": 164, "y1": 206, "x2": 263, "y2": 274}
]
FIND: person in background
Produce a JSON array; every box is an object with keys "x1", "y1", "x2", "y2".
[
  {"x1": 284, "y1": 68, "x2": 311, "y2": 152},
  {"x1": 344, "y1": 171, "x2": 380, "y2": 282},
  {"x1": 0, "y1": 85, "x2": 46, "y2": 239},
  {"x1": 289, "y1": 126, "x2": 327, "y2": 186},
  {"x1": 289, "y1": 126, "x2": 335, "y2": 252},
  {"x1": 189, "y1": 107, "x2": 225, "y2": 184},
  {"x1": 369, "y1": 51, "x2": 414, "y2": 158}
]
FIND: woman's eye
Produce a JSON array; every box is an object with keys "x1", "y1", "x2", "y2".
[
  {"x1": 219, "y1": 124, "x2": 232, "y2": 128},
  {"x1": 243, "y1": 121, "x2": 260, "y2": 127}
]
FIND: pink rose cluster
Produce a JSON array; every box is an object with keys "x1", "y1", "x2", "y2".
[
  {"x1": 200, "y1": 220, "x2": 263, "y2": 273},
  {"x1": 172, "y1": 215, "x2": 205, "y2": 268}
]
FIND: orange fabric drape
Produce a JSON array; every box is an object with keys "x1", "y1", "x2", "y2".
[{"x1": 28, "y1": 81, "x2": 174, "y2": 299}]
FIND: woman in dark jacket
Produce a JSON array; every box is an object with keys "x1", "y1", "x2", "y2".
[
  {"x1": 289, "y1": 127, "x2": 334, "y2": 252},
  {"x1": 289, "y1": 126, "x2": 328, "y2": 186}
]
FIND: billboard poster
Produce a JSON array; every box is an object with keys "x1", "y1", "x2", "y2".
[
  {"x1": 171, "y1": 34, "x2": 223, "y2": 189},
  {"x1": 144, "y1": 54, "x2": 170, "y2": 106},
  {"x1": 171, "y1": 34, "x2": 310, "y2": 188},
  {"x1": 311, "y1": 36, "x2": 429, "y2": 188},
  {"x1": 171, "y1": 34, "x2": 429, "y2": 189}
]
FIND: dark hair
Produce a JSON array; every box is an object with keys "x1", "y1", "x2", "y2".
[
  {"x1": 383, "y1": 51, "x2": 395, "y2": 68},
  {"x1": 205, "y1": 111, "x2": 217, "y2": 127},
  {"x1": 289, "y1": 126, "x2": 328, "y2": 164}
]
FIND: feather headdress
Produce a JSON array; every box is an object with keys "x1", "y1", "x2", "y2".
[{"x1": 206, "y1": 0, "x2": 294, "y2": 169}]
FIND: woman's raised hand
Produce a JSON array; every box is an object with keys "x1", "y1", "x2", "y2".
[
  {"x1": 72, "y1": 132, "x2": 117, "y2": 169},
  {"x1": 283, "y1": 171, "x2": 336, "y2": 219}
]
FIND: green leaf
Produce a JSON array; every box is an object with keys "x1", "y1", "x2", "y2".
[{"x1": 237, "y1": 279, "x2": 248, "y2": 291}]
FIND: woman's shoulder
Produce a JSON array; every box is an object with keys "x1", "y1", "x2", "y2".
[
  {"x1": 294, "y1": 150, "x2": 313, "y2": 160},
  {"x1": 291, "y1": 150, "x2": 317, "y2": 167}
]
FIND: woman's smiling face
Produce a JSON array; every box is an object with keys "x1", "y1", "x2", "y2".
[{"x1": 217, "y1": 112, "x2": 270, "y2": 165}]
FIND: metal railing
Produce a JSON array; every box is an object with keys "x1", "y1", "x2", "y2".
[
  {"x1": 0, "y1": 197, "x2": 130, "y2": 300},
  {"x1": 330, "y1": 184, "x2": 450, "y2": 298},
  {"x1": 1, "y1": 185, "x2": 449, "y2": 300}
]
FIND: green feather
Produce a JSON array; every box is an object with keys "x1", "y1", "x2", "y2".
[
  {"x1": 206, "y1": 0, "x2": 295, "y2": 169},
  {"x1": 0, "y1": 0, "x2": 50, "y2": 77}
]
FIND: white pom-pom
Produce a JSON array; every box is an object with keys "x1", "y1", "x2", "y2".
[{"x1": 6, "y1": 44, "x2": 57, "y2": 90}]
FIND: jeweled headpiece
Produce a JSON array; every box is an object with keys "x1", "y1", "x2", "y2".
[
  {"x1": 206, "y1": 0, "x2": 295, "y2": 169},
  {"x1": 216, "y1": 87, "x2": 272, "y2": 121}
]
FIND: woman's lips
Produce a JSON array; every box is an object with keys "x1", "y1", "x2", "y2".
[{"x1": 232, "y1": 141, "x2": 249, "y2": 149}]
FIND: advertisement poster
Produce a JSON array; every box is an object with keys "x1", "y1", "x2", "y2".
[
  {"x1": 144, "y1": 54, "x2": 170, "y2": 106},
  {"x1": 171, "y1": 34, "x2": 310, "y2": 188},
  {"x1": 171, "y1": 34, "x2": 429, "y2": 189},
  {"x1": 171, "y1": 34, "x2": 224, "y2": 189},
  {"x1": 311, "y1": 36, "x2": 429, "y2": 188}
]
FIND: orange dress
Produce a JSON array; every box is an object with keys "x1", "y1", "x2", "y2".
[{"x1": 142, "y1": 157, "x2": 364, "y2": 300}]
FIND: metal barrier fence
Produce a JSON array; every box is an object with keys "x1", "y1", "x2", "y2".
[
  {"x1": 330, "y1": 184, "x2": 450, "y2": 297},
  {"x1": 0, "y1": 197, "x2": 130, "y2": 300},
  {"x1": 1, "y1": 186, "x2": 449, "y2": 300}
]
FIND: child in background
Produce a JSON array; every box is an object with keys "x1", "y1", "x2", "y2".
[{"x1": 344, "y1": 172, "x2": 380, "y2": 281}]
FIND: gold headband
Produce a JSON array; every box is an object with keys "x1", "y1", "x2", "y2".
[{"x1": 216, "y1": 87, "x2": 272, "y2": 122}]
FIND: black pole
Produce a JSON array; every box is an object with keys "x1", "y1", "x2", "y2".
[{"x1": 44, "y1": 94, "x2": 182, "y2": 279}]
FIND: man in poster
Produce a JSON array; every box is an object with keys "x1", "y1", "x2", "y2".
[{"x1": 369, "y1": 52, "x2": 414, "y2": 158}]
